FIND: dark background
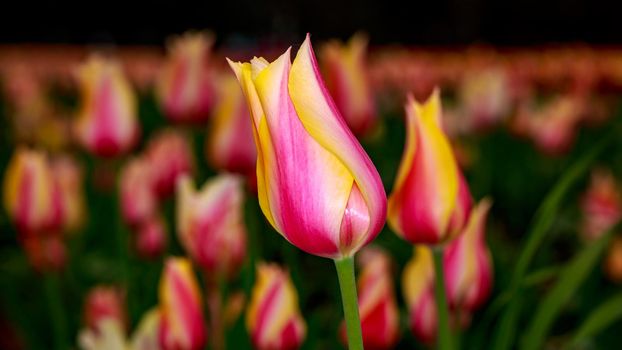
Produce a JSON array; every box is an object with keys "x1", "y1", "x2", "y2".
[{"x1": 1, "y1": 0, "x2": 621, "y2": 46}]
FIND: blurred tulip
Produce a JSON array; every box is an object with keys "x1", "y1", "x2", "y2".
[
  {"x1": 444, "y1": 199, "x2": 493, "y2": 311},
  {"x1": 340, "y1": 247, "x2": 399, "y2": 349},
  {"x1": 580, "y1": 169, "x2": 622, "y2": 241},
  {"x1": 527, "y1": 95, "x2": 584, "y2": 155},
  {"x1": 22, "y1": 234, "x2": 67, "y2": 272},
  {"x1": 459, "y1": 67, "x2": 511, "y2": 131},
  {"x1": 228, "y1": 34, "x2": 386, "y2": 259},
  {"x1": 73, "y1": 55, "x2": 139, "y2": 157},
  {"x1": 3, "y1": 148, "x2": 63, "y2": 233},
  {"x1": 135, "y1": 215, "x2": 167, "y2": 259},
  {"x1": 388, "y1": 90, "x2": 472, "y2": 246},
  {"x1": 157, "y1": 32, "x2": 215, "y2": 123},
  {"x1": 605, "y1": 236, "x2": 622, "y2": 283},
  {"x1": 246, "y1": 263, "x2": 306, "y2": 350},
  {"x1": 51, "y1": 155, "x2": 86, "y2": 233},
  {"x1": 145, "y1": 129, "x2": 195, "y2": 198},
  {"x1": 119, "y1": 157, "x2": 157, "y2": 227},
  {"x1": 402, "y1": 246, "x2": 437, "y2": 343},
  {"x1": 205, "y1": 75, "x2": 256, "y2": 175},
  {"x1": 78, "y1": 318, "x2": 127, "y2": 350},
  {"x1": 159, "y1": 258, "x2": 206, "y2": 350},
  {"x1": 176, "y1": 174, "x2": 246, "y2": 278},
  {"x1": 130, "y1": 308, "x2": 161, "y2": 350},
  {"x1": 321, "y1": 33, "x2": 377, "y2": 136},
  {"x1": 83, "y1": 285, "x2": 127, "y2": 332}
]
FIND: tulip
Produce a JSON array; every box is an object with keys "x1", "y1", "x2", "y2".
[
  {"x1": 246, "y1": 263, "x2": 306, "y2": 350},
  {"x1": 227, "y1": 34, "x2": 386, "y2": 259},
  {"x1": 205, "y1": 74, "x2": 257, "y2": 175},
  {"x1": 51, "y1": 155, "x2": 86, "y2": 233},
  {"x1": 145, "y1": 129, "x2": 195, "y2": 198},
  {"x1": 73, "y1": 55, "x2": 139, "y2": 157},
  {"x1": 605, "y1": 236, "x2": 622, "y2": 283},
  {"x1": 176, "y1": 174, "x2": 246, "y2": 278},
  {"x1": 22, "y1": 234, "x2": 67, "y2": 272},
  {"x1": 3, "y1": 148, "x2": 63, "y2": 233},
  {"x1": 135, "y1": 215, "x2": 167, "y2": 259},
  {"x1": 83, "y1": 285, "x2": 127, "y2": 332},
  {"x1": 580, "y1": 169, "x2": 621, "y2": 241},
  {"x1": 402, "y1": 246, "x2": 437, "y2": 343},
  {"x1": 388, "y1": 90, "x2": 472, "y2": 246},
  {"x1": 459, "y1": 68, "x2": 511, "y2": 131},
  {"x1": 157, "y1": 32, "x2": 215, "y2": 123},
  {"x1": 443, "y1": 199, "x2": 493, "y2": 311},
  {"x1": 130, "y1": 308, "x2": 161, "y2": 350},
  {"x1": 78, "y1": 318, "x2": 127, "y2": 350},
  {"x1": 158, "y1": 257, "x2": 206, "y2": 350},
  {"x1": 321, "y1": 33, "x2": 377, "y2": 136},
  {"x1": 119, "y1": 157, "x2": 157, "y2": 227},
  {"x1": 340, "y1": 247, "x2": 399, "y2": 349},
  {"x1": 527, "y1": 95, "x2": 584, "y2": 155}
]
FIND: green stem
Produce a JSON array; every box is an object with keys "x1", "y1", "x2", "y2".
[
  {"x1": 334, "y1": 257, "x2": 364, "y2": 350},
  {"x1": 432, "y1": 247, "x2": 453, "y2": 350},
  {"x1": 44, "y1": 273, "x2": 67, "y2": 350}
]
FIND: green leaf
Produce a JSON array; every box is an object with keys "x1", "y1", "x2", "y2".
[
  {"x1": 519, "y1": 229, "x2": 614, "y2": 350},
  {"x1": 568, "y1": 293, "x2": 622, "y2": 347},
  {"x1": 491, "y1": 127, "x2": 618, "y2": 350}
]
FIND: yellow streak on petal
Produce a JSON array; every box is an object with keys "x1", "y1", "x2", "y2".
[{"x1": 402, "y1": 246, "x2": 434, "y2": 307}]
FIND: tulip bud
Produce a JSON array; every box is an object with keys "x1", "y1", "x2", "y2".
[
  {"x1": 459, "y1": 68, "x2": 511, "y2": 131},
  {"x1": 159, "y1": 258, "x2": 206, "y2": 350},
  {"x1": 130, "y1": 308, "x2": 161, "y2": 350},
  {"x1": 580, "y1": 169, "x2": 621, "y2": 241},
  {"x1": 157, "y1": 32, "x2": 215, "y2": 123},
  {"x1": 73, "y1": 55, "x2": 139, "y2": 157},
  {"x1": 528, "y1": 95, "x2": 584, "y2": 155},
  {"x1": 340, "y1": 247, "x2": 399, "y2": 349},
  {"x1": 135, "y1": 215, "x2": 167, "y2": 259},
  {"x1": 119, "y1": 157, "x2": 157, "y2": 227},
  {"x1": 228, "y1": 34, "x2": 386, "y2": 259},
  {"x1": 3, "y1": 147, "x2": 63, "y2": 233},
  {"x1": 321, "y1": 33, "x2": 377, "y2": 136},
  {"x1": 402, "y1": 246, "x2": 437, "y2": 343},
  {"x1": 246, "y1": 263, "x2": 306, "y2": 350},
  {"x1": 388, "y1": 90, "x2": 472, "y2": 245},
  {"x1": 176, "y1": 174, "x2": 246, "y2": 278},
  {"x1": 51, "y1": 155, "x2": 86, "y2": 233},
  {"x1": 444, "y1": 199, "x2": 493, "y2": 311},
  {"x1": 605, "y1": 236, "x2": 622, "y2": 283},
  {"x1": 144, "y1": 129, "x2": 195, "y2": 198},
  {"x1": 205, "y1": 74, "x2": 256, "y2": 175},
  {"x1": 83, "y1": 285, "x2": 127, "y2": 332}
]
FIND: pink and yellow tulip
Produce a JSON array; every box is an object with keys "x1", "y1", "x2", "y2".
[
  {"x1": 321, "y1": 33, "x2": 377, "y2": 136},
  {"x1": 135, "y1": 215, "x2": 167, "y2": 259},
  {"x1": 228, "y1": 34, "x2": 386, "y2": 259},
  {"x1": 83, "y1": 285, "x2": 127, "y2": 332},
  {"x1": 205, "y1": 74, "x2": 257, "y2": 175},
  {"x1": 119, "y1": 157, "x2": 157, "y2": 227},
  {"x1": 340, "y1": 247, "x2": 399, "y2": 349},
  {"x1": 246, "y1": 263, "x2": 306, "y2": 350},
  {"x1": 402, "y1": 246, "x2": 437, "y2": 343},
  {"x1": 51, "y1": 155, "x2": 86, "y2": 233},
  {"x1": 131, "y1": 308, "x2": 162, "y2": 350},
  {"x1": 145, "y1": 129, "x2": 195, "y2": 198},
  {"x1": 73, "y1": 55, "x2": 139, "y2": 157},
  {"x1": 388, "y1": 90, "x2": 472, "y2": 246},
  {"x1": 580, "y1": 169, "x2": 621, "y2": 241},
  {"x1": 158, "y1": 257, "x2": 206, "y2": 350},
  {"x1": 443, "y1": 199, "x2": 493, "y2": 311},
  {"x1": 157, "y1": 32, "x2": 215, "y2": 123},
  {"x1": 176, "y1": 174, "x2": 246, "y2": 278},
  {"x1": 3, "y1": 147, "x2": 63, "y2": 233}
]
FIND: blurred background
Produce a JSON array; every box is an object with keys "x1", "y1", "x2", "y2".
[{"x1": 1, "y1": 1, "x2": 622, "y2": 350}]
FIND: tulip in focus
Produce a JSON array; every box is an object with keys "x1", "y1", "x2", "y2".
[
  {"x1": 73, "y1": 55, "x2": 139, "y2": 157},
  {"x1": 580, "y1": 169, "x2": 621, "y2": 241},
  {"x1": 157, "y1": 32, "x2": 215, "y2": 123},
  {"x1": 135, "y1": 216, "x2": 167, "y2": 259},
  {"x1": 119, "y1": 157, "x2": 157, "y2": 227},
  {"x1": 176, "y1": 174, "x2": 246, "y2": 278},
  {"x1": 321, "y1": 33, "x2": 377, "y2": 136},
  {"x1": 443, "y1": 199, "x2": 493, "y2": 311},
  {"x1": 402, "y1": 246, "x2": 437, "y2": 343},
  {"x1": 388, "y1": 90, "x2": 472, "y2": 246},
  {"x1": 205, "y1": 74, "x2": 257, "y2": 175},
  {"x1": 228, "y1": 34, "x2": 386, "y2": 259},
  {"x1": 340, "y1": 247, "x2": 399, "y2": 349},
  {"x1": 3, "y1": 147, "x2": 63, "y2": 233},
  {"x1": 145, "y1": 129, "x2": 195, "y2": 198},
  {"x1": 159, "y1": 257, "x2": 206, "y2": 350},
  {"x1": 246, "y1": 263, "x2": 306, "y2": 350}
]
